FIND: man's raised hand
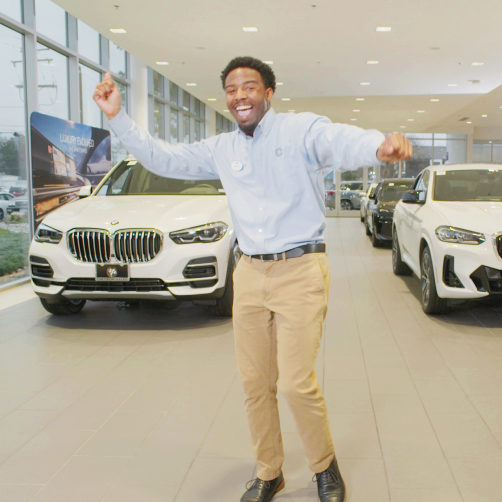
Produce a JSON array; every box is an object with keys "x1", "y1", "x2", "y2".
[
  {"x1": 377, "y1": 132, "x2": 413, "y2": 163},
  {"x1": 93, "y1": 72, "x2": 122, "y2": 121}
]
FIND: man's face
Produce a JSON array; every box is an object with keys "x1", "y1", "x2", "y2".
[{"x1": 225, "y1": 67, "x2": 274, "y2": 136}]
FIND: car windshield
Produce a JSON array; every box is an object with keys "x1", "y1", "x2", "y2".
[
  {"x1": 433, "y1": 169, "x2": 502, "y2": 201},
  {"x1": 379, "y1": 180, "x2": 414, "y2": 202},
  {"x1": 95, "y1": 160, "x2": 225, "y2": 196}
]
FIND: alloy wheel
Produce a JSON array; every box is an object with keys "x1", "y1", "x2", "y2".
[{"x1": 421, "y1": 251, "x2": 431, "y2": 306}]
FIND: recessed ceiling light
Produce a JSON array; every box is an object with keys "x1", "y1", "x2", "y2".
[
  {"x1": 400, "y1": 126, "x2": 406, "y2": 128},
  {"x1": 353, "y1": 109, "x2": 360, "y2": 112},
  {"x1": 282, "y1": 98, "x2": 291, "y2": 101},
  {"x1": 207, "y1": 98, "x2": 217, "y2": 101},
  {"x1": 376, "y1": 27, "x2": 391, "y2": 32},
  {"x1": 155, "y1": 61, "x2": 169, "y2": 65},
  {"x1": 482, "y1": 114, "x2": 487, "y2": 117},
  {"x1": 223, "y1": 110, "x2": 229, "y2": 112},
  {"x1": 447, "y1": 84, "x2": 458, "y2": 87},
  {"x1": 466, "y1": 121, "x2": 472, "y2": 124},
  {"x1": 356, "y1": 98, "x2": 365, "y2": 101},
  {"x1": 408, "y1": 119, "x2": 414, "y2": 121},
  {"x1": 276, "y1": 82, "x2": 284, "y2": 85},
  {"x1": 109, "y1": 28, "x2": 127, "y2": 33},
  {"x1": 431, "y1": 99, "x2": 440, "y2": 102},
  {"x1": 417, "y1": 110, "x2": 425, "y2": 113},
  {"x1": 367, "y1": 61, "x2": 379, "y2": 64},
  {"x1": 186, "y1": 83, "x2": 197, "y2": 86},
  {"x1": 471, "y1": 62, "x2": 484, "y2": 66},
  {"x1": 350, "y1": 118, "x2": 357, "y2": 121},
  {"x1": 262, "y1": 60, "x2": 273, "y2": 65},
  {"x1": 242, "y1": 27, "x2": 258, "y2": 32},
  {"x1": 360, "y1": 82, "x2": 370, "y2": 85},
  {"x1": 288, "y1": 110, "x2": 296, "y2": 112}
]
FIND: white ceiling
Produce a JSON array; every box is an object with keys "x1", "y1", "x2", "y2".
[{"x1": 54, "y1": 0, "x2": 502, "y2": 132}]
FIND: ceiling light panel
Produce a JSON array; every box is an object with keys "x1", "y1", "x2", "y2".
[
  {"x1": 447, "y1": 84, "x2": 458, "y2": 87},
  {"x1": 282, "y1": 98, "x2": 291, "y2": 101},
  {"x1": 276, "y1": 82, "x2": 284, "y2": 86},
  {"x1": 262, "y1": 61, "x2": 273, "y2": 65},
  {"x1": 360, "y1": 82, "x2": 370, "y2": 85},
  {"x1": 242, "y1": 27, "x2": 258, "y2": 32},
  {"x1": 109, "y1": 28, "x2": 127, "y2": 33},
  {"x1": 155, "y1": 61, "x2": 169, "y2": 65},
  {"x1": 376, "y1": 27, "x2": 391, "y2": 31},
  {"x1": 431, "y1": 99, "x2": 440, "y2": 102},
  {"x1": 207, "y1": 98, "x2": 216, "y2": 101},
  {"x1": 471, "y1": 62, "x2": 484, "y2": 66},
  {"x1": 353, "y1": 110, "x2": 360, "y2": 112},
  {"x1": 356, "y1": 98, "x2": 365, "y2": 101},
  {"x1": 367, "y1": 61, "x2": 379, "y2": 64},
  {"x1": 417, "y1": 110, "x2": 425, "y2": 113},
  {"x1": 186, "y1": 83, "x2": 197, "y2": 86}
]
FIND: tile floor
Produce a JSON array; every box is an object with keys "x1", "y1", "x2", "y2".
[{"x1": 1, "y1": 218, "x2": 502, "y2": 501}]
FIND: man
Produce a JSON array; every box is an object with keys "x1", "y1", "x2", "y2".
[{"x1": 94, "y1": 56, "x2": 412, "y2": 502}]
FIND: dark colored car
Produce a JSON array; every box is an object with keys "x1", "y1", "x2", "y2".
[
  {"x1": 366, "y1": 178, "x2": 415, "y2": 247},
  {"x1": 10, "y1": 186, "x2": 27, "y2": 197}
]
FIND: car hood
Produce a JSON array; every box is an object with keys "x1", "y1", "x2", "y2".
[
  {"x1": 43, "y1": 195, "x2": 229, "y2": 234},
  {"x1": 433, "y1": 201, "x2": 502, "y2": 235}
]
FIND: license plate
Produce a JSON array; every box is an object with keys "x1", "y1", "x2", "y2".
[{"x1": 96, "y1": 264, "x2": 129, "y2": 281}]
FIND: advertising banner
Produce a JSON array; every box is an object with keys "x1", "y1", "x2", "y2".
[{"x1": 30, "y1": 112, "x2": 112, "y2": 230}]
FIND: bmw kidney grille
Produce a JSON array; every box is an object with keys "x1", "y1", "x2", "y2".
[{"x1": 67, "y1": 229, "x2": 162, "y2": 263}]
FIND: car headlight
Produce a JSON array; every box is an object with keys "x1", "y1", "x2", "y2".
[
  {"x1": 8, "y1": 201, "x2": 15, "y2": 207},
  {"x1": 435, "y1": 226, "x2": 485, "y2": 245},
  {"x1": 169, "y1": 222, "x2": 228, "y2": 244},
  {"x1": 35, "y1": 223, "x2": 63, "y2": 244}
]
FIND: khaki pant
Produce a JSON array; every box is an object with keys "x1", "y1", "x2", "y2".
[{"x1": 233, "y1": 252, "x2": 335, "y2": 481}]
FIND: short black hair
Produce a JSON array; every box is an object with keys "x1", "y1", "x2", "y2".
[{"x1": 221, "y1": 56, "x2": 276, "y2": 92}]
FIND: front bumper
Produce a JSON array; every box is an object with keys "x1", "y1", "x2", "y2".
[
  {"x1": 433, "y1": 238, "x2": 502, "y2": 299},
  {"x1": 29, "y1": 231, "x2": 232, "y2": 302},
  {"x1": 375, "y1": 215, "x2": 393, "y2": 240}
]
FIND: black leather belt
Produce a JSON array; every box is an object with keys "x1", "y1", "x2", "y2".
[{"x1": 248, "y1": 243, "x2": 326, "y2": 262}]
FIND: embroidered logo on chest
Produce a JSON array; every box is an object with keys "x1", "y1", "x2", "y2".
[{"x1": 275, "y1": 148, "x2": 283, "y2": 157}]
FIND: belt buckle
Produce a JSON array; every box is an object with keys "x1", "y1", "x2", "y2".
[{"x1": 261, "y1": 253, "x2": 278, "y2": 262}]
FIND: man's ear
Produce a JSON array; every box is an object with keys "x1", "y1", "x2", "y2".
[{"x1": 266, "y1": 87, "x2": 274, "y2": 103}]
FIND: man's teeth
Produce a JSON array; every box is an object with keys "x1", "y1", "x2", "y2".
[{"x1": 236, "y1": 106, "x2": 252, "y2": 111}]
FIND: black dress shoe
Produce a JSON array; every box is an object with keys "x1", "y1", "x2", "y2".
[
  {"x1": 240, "y1": 471, "x2": 285, "y2": 502},
  {"x1": 315, "y1": 457, "x2": 346, "y2": 502}
]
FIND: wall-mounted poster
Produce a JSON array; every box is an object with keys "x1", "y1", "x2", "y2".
[{"x1": 30, "y1": 112, "x2": 112, "y2": 230}]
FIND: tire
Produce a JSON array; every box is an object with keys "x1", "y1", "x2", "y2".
[
  {"x1": 365, "y1": 218, "x2": 372, "y2": 236},
  {"x1": 360, "y1": 211, "x2": 364, "y2": 222},
  {"x1": 40, "y1": 298, "x2": 86, "y2": 315},
  {"x1": 0, "y1": 208, "x2": 4, "y2": 220},
  {"x1": 392, "y1": 230, "x2": 413, "y2": 276},
  {"x1": 420, "y1": 246, "x2": 448, "y2": 315},
  {"x1": 341, "y1": 200, "x2": 352, "y2": 211},
  {"x1": 211, "y1": 242, "x2": 241, "y2": 317},
  {"x1": 371, "y1": 218, "x2": 382, "y2": 247}
]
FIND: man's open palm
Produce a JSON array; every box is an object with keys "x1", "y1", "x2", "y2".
[{"x1": 93, "y1": 72, "x2": 122, "y2": 120}]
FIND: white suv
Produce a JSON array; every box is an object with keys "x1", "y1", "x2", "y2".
[
  {"x1": 29, "y1": 157, "x2": 240, "y2": 316},
  {"x1": 392, "y1": 163, "x2": 502, "y2": 314}
]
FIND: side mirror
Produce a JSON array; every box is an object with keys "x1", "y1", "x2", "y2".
[
  {"x1": 79, "y1": 185, "x2": 93, "y2": 198},
  {"x1": 402, "y1": 190, "x2": 424, "y2": 204},
  {"x1": 368, "y1": 193, "x2": 376, "y2": 200}
]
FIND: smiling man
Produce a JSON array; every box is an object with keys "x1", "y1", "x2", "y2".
[{"x1": 94, "y1": 56, "x2": 412, "y2": 502}]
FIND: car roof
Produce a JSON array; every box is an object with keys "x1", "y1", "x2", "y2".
[{"x1": 427, "y1": 163, "x2": 502, "y2": 172}]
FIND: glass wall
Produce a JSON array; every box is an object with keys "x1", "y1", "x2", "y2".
[
  {"x1": 148, "y1": 69, "x2": 205, "y2": 145},
  {"x1": 216, "y1": 111, "x2": 235, "y2": 134},
  {"x1": 0, "y1": 24, "x2": 29, "y2": 285},
  {"x1": 473, "y1": 141, "x2": 502, "y2": 163},
  {"x1": 37, "y1": 43, "x2": 69, "y2": 120},
  {"x1": 35, "y1": 0, "x2": 66, "y2": 46},
  {"x1": 0, "y1": 0, "x2": 22, "y2": 21},
  {"x1": 0, "y1": 0, "x2": 131, "y2": 287},
  {"x1": 77, "y1": 20, "x2": 100, "y2": 64},
  {"x1": 79, "y1": 65, "x2": 102, "y2": 127},
  {"x1": 110, "y1": 41, "x2": 126, "y2": 78}
]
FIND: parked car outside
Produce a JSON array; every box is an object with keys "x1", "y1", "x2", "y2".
[
  {"x1": 28, "y1": 157, "x2": 240, "y2": 316},
  {"x1": 366, "y1": 178, "x2": 415, "y2": 247},
  {"x1": 392, "y1": 164, "x2": 502, "y2": 314},
  {"x1": 325, "y1": 181, "x2": 365, "y2": 210},
  {"x1": 9, "y1": 185, "x2": 27, "y2": 197},
  {"x1": 7, "y1": 196, "x2": 28, "y2": 215},
  {"x1": 360, "y1": 183, "x2": 378, "y2": 222},
  {"x1": 0, "y1": 193, "x2": 15, "y2": 220}
]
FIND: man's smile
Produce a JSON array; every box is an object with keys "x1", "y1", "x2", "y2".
[{"x1": 235, "y1": 105, "x2": 253, "y2": 120}]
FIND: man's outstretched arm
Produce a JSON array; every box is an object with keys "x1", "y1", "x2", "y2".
[{"x1": 94, "y1": 73, "x2": 218, "y2": 180}]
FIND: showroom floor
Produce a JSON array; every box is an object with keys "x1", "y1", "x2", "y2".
[{"x1": 1, "y1": 218, "x2": 502, "y2": 502}]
